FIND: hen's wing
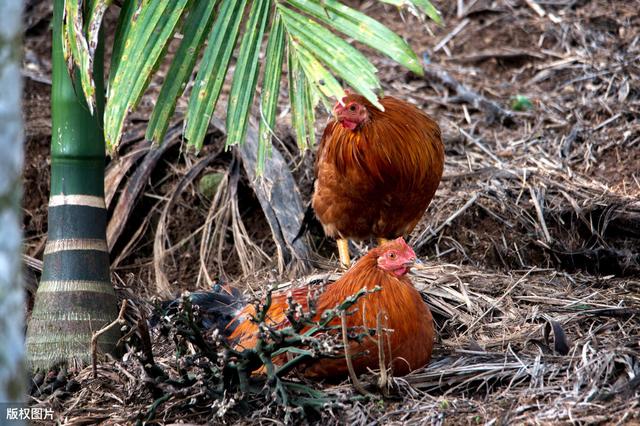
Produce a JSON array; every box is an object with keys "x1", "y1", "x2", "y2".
[{"x1": 228, "y1": 286, "x2": 313, "y2": 350}]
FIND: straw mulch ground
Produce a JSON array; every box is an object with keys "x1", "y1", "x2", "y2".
[{"x1": 23, "y1": 0, "x2": 640, "y2": 424}]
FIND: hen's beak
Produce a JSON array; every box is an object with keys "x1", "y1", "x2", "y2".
[
  {"x1": 332, "y1": 104, "x2": 344, "y2": 120},
  {"x1": 408, "y1": 257, "x2": 427, "y2": 270}
]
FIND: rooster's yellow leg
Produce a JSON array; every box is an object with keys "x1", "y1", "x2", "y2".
[
  {"x1": 377, "y1": 238, "x2": 389, "y2": 246},
  {"x1": 337, "y1": 238, "x2": 351, "y2": 268}
]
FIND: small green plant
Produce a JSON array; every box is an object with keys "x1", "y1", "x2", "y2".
[
  {"x1": 198, "y1": 173, "x2": 225, "y2": 199},
  {"x1": 510, "y1": 94, "x2": 534, "y2": 111}
]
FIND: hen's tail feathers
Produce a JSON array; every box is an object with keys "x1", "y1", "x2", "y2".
[
  {"x1": 293, "y1": 202, "x2": 316, "y2": 243},
  {"x1": 153, "y1": 286, "x2": 246, "y2": 336}
]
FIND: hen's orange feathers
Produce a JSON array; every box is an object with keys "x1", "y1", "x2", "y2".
[
  {"x1": 228, "y1": 239, "x2": 434, "y2": 378},
  {"x1": 312, "y1": 95, "x2": 444, "y2": 240}
]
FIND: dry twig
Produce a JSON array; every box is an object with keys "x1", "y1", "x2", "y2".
[
  {"x1": 92, "y1": 300, "x2": 128, "y2": 378},
  {"x1": 341, "y1": 311, "x2": 371, "y2": 397}
]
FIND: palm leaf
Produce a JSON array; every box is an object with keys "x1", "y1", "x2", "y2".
[
  {"x1": 287, "y1": 0, "x2": 426, "y2": 75},
  {"x1": 146, "y1": 0, "x2": 219, "y2": 144},
  {"x1": 108, "y1": 0, "x2": 136, "y2": 88},
  {"x1": 64, "y1": 0, "x2": 442, "y2": 169},
  {"x1": 288, "y1": 53, "x2": 309, "y2": 150},
  {"x1": 279, "y1": 5, "x2": 383, "y2": 109},
  {"x1": 184, "y1": 0, "x2": 249, "y2": 152},
  {"x1": 63, "y1": 0, "x2": 95, "y2": 112},
  {"x1": 257, "y1": 14, "x2": 286, "y2": 175},
  {"x1": 293, "y1": 43, "x2": 345, "y2": 106},
  {"x1": 377, "y1": 0, "x2": 442, "y2": 24},
  {"x1": 104, "y1": 0, "x2": 191, "y2": 151},
  {"x1": 226, "y1": 0, "x2": 272, "y2": 148},
  {"x1": 280, "y1": 5, "x2": 379, "y2": 84},
  {"x1": 409, "y1": 0, "x2": 443, "y2": 24},
  {"x1": 302, "y1": 72, "x2": 317, "y2": 149},
  {"x1": 87, "y1": 1, "x2": 113, "y2": 62}
]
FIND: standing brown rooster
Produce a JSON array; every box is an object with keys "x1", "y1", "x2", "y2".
[
  {"x1": 228, "y1": 238, "x2": 433, "y2": 378},
  {"x1": 312, "y1": 93, "x2": 444, "y2": 266}
]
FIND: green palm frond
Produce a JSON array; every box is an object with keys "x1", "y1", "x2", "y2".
[
  {"x1": 104, "y1": 0, "x2": 191, "y2": 149},
  {"x1": 184, "y1": 0, "x2": 248, "y2": 151},
  {"x1": 226, "y1": 0, "x2": 272, "y2": 149},
  {"x1": 257, "y1": 14, "x2": 286, "y2": 173},
  {"x1": 62, "y1": 0, "x2": 94, "y2": 112},
  {"x1": 63, "y1": 0, "x2": 441, "y2": 172}
]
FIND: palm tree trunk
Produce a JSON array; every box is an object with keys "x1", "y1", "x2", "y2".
[
  {"x1": 0, "y1": 0, "x2": 26, "y2": 404},
  {"x1": 25, "y1": 0, "x2": 118, "y2": 371}
]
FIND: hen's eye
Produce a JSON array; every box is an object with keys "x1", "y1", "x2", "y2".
[
  {"x1": 388, "y1": 252, "x2": 397, "y2": 259},
  {"x1": 349, "y1": 104, "x2": 357, "y2": 112}
]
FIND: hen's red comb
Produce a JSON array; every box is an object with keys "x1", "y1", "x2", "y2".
[
  {"x1": 379, "y1": 237, "x2": 412, "y2": 251},
  {"x1": 337, "y1": 89, "x2": 353, "y2": 106}
]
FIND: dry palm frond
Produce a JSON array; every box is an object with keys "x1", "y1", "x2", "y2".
[{"x1": 199, "y1": 157, "x2": 271, "y2": 284}]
